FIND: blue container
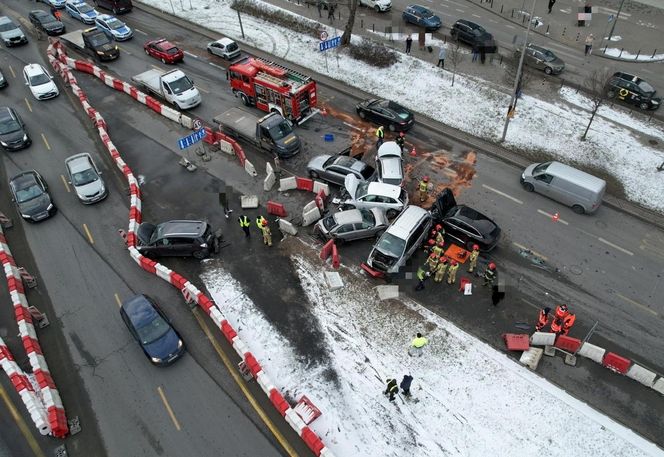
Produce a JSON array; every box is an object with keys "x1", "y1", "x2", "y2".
[{"x1": 324, "y1": 133, "x2": 334, "y2": 142}]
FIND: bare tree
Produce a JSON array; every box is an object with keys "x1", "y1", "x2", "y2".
[
  {"x1": 446, "y1": 43, "x2": 463, "y2": 87},
  {"x1": 341, "y1": 0, "x2": 358, "y2": 46},
  {"x1": 503, "y1": 52, "x2": 534, "y2": 92},
  {"x1": 581, "y1": 68, "x2": 613, "y2": 141}
]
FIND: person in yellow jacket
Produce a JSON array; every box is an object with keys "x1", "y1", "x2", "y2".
[
  {"x1": 447, "y1": 260, "x2": 459, "y2": 285},
  {"x1": 260, "y1": 219, "x2": 272, "y2": 247},
  {"x1": 434, "y1": 257, "x2": 448, "y2": 283},
  {"x1": 375, "y1": 125, "x2": 385, "y2": 148},
  {"x1": 408, "y1": 332, "x2": 429, "y2": 357},
  {"x1": 425, "y1": 253, "x2": 439, "y2": 271},
  {"x1": 434, "y1": 224, "x2": 445, "y2": 244},
  {"x1": 432, "y1": 241, "x2": 444, "y2": 258},
  {"x1": 468, "y1": 244, "x2": 480, "y2": 272},
  {"x1": 256, "y1": 215, "x2": 267, "y2": 229},
  {"x1": 418, "y1": 176, "x2": 429, "y2": 202}
]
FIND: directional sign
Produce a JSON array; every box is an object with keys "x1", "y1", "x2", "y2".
[
  {"x1": 178, "y1": 129, "x2": 207, "y2": 150},
  {"x1": 319, "y1": 36, "x2": 341, "y2": 52}
]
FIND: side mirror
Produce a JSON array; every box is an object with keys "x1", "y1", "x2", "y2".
[{"x1": 67, "y1": 181, "x2": 72, "y2": 185}]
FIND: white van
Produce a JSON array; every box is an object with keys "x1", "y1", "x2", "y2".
[{"x1": 520, "y1": 161, "x2": 606, "y2": 214}]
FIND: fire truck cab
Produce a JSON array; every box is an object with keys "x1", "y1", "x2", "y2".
[{"x1": 227, "y1": 57, "x2": 318, "y2": 124}]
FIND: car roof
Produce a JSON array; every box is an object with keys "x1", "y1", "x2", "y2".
[
  {"x1": 458, "y1": 19, "x2": 483, "y2": 29},
  {"x1": 122, "y1": 294, "x2": 159, "y2": 324},
  {"x1": 97, "y1": 14, "x2": 114, "y2": 20},
  {"x1": 365, "y1": 181, "x2": 401, "y2": 198},
  {"x1": 160, "y1": 220, "x2": 207, "y2": 237},
  {"x1": 544, "y1": 161, "x2": 606, "y2": 191},
  {"x1": 24, "y1": 63, "x2": 47, "y2": 76},
  {"x1": 385, "y1": 206, "x2": 429, "y2": 239},
  {"x1": 154, "y1": 39, "x2": 176, "y2": 50},
  {"x1": 0, "y1": 106, "x2": 16, "y2": 121},
  {"x1": 216, "y1": 37, "x2": 235, "y2": 45},
  {"x1": 11, "y1": 170, "x2": 39, "y2": 187},
  {"x1": 333, "y1": 209, "x2": 363, "y2": 225},
  {"x1": 377, "y1": 142, "x2": 402, "y2": 159},
  {"x1": 0, "y1": 16, "x2": 16, "y2": 25},
  {"x1": 65, "y1": 153, "x2": 93, "y2": 172}
]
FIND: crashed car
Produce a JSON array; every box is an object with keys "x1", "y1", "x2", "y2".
[
  {"x1": 375, "y1": 141, "x2": 404, "y2": 187},
  {"x1": 315, "y1": 208, "x2": 389, "y2": 242},
  {"x1": 341, "y1": 174, "x2": 408, "y2": 219}
]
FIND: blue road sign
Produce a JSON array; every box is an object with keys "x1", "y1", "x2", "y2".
[
  {"x1": 319, "y1": 36, "x2": 341, "y2": 52},
  {"x1": 178, "y1": 128, "x2": 207, "y2": 150}
]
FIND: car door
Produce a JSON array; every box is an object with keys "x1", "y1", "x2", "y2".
[
  {"x1": 324, "y1": 165, "x2": 348, "y2": 186},
  {"x1": 532, "y1": 172, "x2": 554, "y2": 193},
  {"x1": 444, "y1": 218, "x2": 466, "y2": 245}
]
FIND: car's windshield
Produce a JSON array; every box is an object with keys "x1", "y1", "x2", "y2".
[
  {"x1": 88, "y1": 33, "x2": 110, "y2": 46},
  {"x1": 72, "y1": 168, "x2": 98, "y2": 186},
  {"x1": 149, "y1": 225, "x2": 165, "y2": 244},
  {"x1": 421, "y1": 8, "x2": 433, "y2": 17},
  {"x1": 29, "y1": 73, "x2": 50, "y2": 86},
  {"x1": 533, "y1": 161, "x2": 551, "y2": 175},
  {"x1": 636, "y1": 80, "x2": 656, "y2": 95},
  {"x1": 0, "y1": 116, "x2": 20, "y2": 134},
  {"x1": 15, "y1": 184, "x2": 43, "y2": 203},
  {"x1": 355, "y1": 180, "x2": 370, "y2": 198},
  {"x1": 360, "y1": 209, "x2": 376, "y2": 225},
  {"x1": 107, "y1": 19, "x2": 125, "y2": 30},
  {"x1": 0, "y1": 21, "x2": 18, "y2": 32},
  {"x1": 268, "y1": 120, "x2": 293, "y2": 141},
  {"x1": 135, "y1": 314, "x2": 171, "y2": 344},
  {"x1": 375, "y1": 232, "x2": 406, "y2": 257},
  {"x1": 541, "y1": 50, "x2": 556, "y2": 61},
  {"x1": 322, "y1": 215, "x2": 336, "y2": 230},
  {"x1": 360, "y1": 165, "x2": 374, "y2": 180},
  {"x1": 78, "y1": 4, "x2": 94, "y2": 13},
  {"x1": 165, "y1": 47, "x2": 179, "y2": 55},
  {"x1": 168, "y1": 75, "x2": 193, "y2": 94},
  {"x1": 226, "y1": 42, "x2": 238, "y2": 52}
]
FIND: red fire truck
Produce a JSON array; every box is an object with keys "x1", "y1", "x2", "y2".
[{"x1": 227, "y1": 57, "x2": 318, "y2": 124}]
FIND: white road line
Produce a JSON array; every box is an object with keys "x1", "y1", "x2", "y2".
[
  {"x1": 482, "y1": 184, "x2": 523, "y2": 204},
  {"x1": 197, "y1": 85, "x2": 210, "y2": 94},
  {"x1": 616, "y1": 293, "x2": 657, "y2": 316},
  {"x1": 343, "y1": 122, "x2": 363, "y2": 131},
  {"x1": 455, "y1": 8, "x2": 465, "y2": 12},
  {"x1": 512, "y1": 242, "x2": 548, "y2": 261},
  {"x1": 209, "y1": 62, "x2": 225, "y2": 70},
  {"x1": 119, "y1": 46, "x2": 131, "y2": 55},
  {"x1": 184, "y1": 51, "x2": 198, "y2": 59},
  {"x1": 536, "y1": 209, "x2": 569, "y2": 225},
  {"x1": 598, "y1": 237, "x2": 634, "y2": 256},
  {"x1": 134, "y1": 28, "x2": 148, "y2": 36},
  {"x1": 505, "y1": 24, "x2": 515, "y2": 29},
  {"x1": 471, "y1": 13, "x2": 481, "y2": 18}
]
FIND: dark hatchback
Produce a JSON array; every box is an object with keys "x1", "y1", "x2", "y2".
[
  {"x1": 0, "y1": 107, "x2": 31, "y2": 151},
  {"x1": 136, "y1": 220, "x2": 218, "y2": 259},
  {"x1": 28, "y1": 10, "x2": 66, "y2": 36},
  {"x1": 9, "y1": 170, "x2": 56, "y2": 222},
  {"x1": 402, "y1": 4, "x2": 442, "y2": 30},
  {"x1": 356, "y1": 99, "x2": 414, "y2": 132},
  {"x1": 451, "y1": 19, "x2": 497, "y2": 52},
  {"x1": 607, "y1": 72, "x2": 660, "y2": 110},
  {"x1": 431, "y1": 188, "x2": 501, "y2": 251},
  {"x1": 120, "y1": 294, "x2": 185, "y2": 366}
]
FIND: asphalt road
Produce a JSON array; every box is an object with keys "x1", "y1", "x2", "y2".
[{"x1": 0, "y1": 0, "x2": 662, "y2": 453}]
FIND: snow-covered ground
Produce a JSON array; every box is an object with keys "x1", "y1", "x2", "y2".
[
  {"x1": 201, "y1": 242, "x2": 664, "y2": 457},
  {"x1": 139, "y1": 0, "x2": 664, "y2": 213}
]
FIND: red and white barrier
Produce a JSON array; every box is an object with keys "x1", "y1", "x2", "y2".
[{"x1": 47, "y1": 40, "x2": 335, "y2": 457}]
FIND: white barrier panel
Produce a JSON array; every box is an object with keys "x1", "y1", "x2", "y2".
[
  {"x1": 264, "y1": 169, "x2": 276, "y2": 191},
  {"x1": 256, "y1": 371, "x2": 275, "y2": 396},
  {"x1": 520, "y1": 347, "x2": 544, "y2": 370},
  {"x1": 313, "y1": 180, "x2": 330, "y2": 196},
  {"x1": 530, "y1": 332, "x2": 556, "y2": 347},
  {"x1": 302, "y1": 201, "x2": 321, "y2": 226},
  {"x1": 218, "y1": 139, "x2": 234, "y2": 155},
  {"x1": 180, "y1": 115, "x2": 193, "y2": 129},
  {"x1": 577, "y1": 342, "x2": 606, "y2": 364},
  {"x1": 626, "y1": 364, "x2": 657, "y2": 387},
  {"x1": 278, "y1": 219, "x2": 298, "y2": 236},
  {"x1": 161, "y1": 107, "x2": 181, "y2": 123},
  {"x1": 232, "y1": 339, "x2": 250, "y2": 359},
  {"x1": 284, "y1": 408, "x2": 307, "y2": 433},
  {"x1": 279, "y1": 176, "x2": 297, "y2": 191},
  {"x1": 244, "y1": 160, "x2": 257, "y2": 177},
  {"x1": 652, "y1": 378, "x2": 664, "y2": 395},
  {"x1": 208, "y1": 308, "x2": 225, "y2": 328}
]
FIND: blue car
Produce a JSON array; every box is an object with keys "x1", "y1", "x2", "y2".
[
  {"x1": 402, "y1": 4, "x2": 442, "y2": 30},
  {"x1": 65, "y1": 1, "x2": 98, "y2": 24},
  {"x1": 120, "y1": 294, "x2": 185, "y2": 366},
  {"x1": 95, "y1": 13, "x2": 132, "y2": 41},
  {"x1": 40, "y1": 0, "x2": 67, "y2": 9}
]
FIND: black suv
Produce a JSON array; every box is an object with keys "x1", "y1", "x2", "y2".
[
  {"x1": 0, "y1": 107, "x2": 31, "y2": 151},
  {"x1": 607, "y1": 72, "x2": 660, "y2": 110},
  {"x1": 450, "y1": 19, "x2": 497, "y2": 52},
  {"x1": 136, "y1": 220, "x2": 219, "y2": 259},
  {"x1": 82, "y1": 27, "x2": 119, "y2": 61}
]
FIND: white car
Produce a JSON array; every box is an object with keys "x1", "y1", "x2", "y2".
[
  {"x1": 65, "y1": 153, "x2": 108, "y2": 204},
  {"x1": 207, "y1": 38, "x2": 240, "y2": 60},
  {"x1": 376, "y1": 141, "x2": 404, "y2": 187},
  {"x1": 342, "y1": 174, "x2": 408, "y2": 218},
  {"x1": 23, "y1": 64, "x2": 59, "y2": 100},
  {"x1": 359, "y1": 0, "x2": 391, "y2": 12}
]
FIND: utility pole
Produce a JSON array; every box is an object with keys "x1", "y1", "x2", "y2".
[
  {"x1": 607, "y1": 0, "x2": 626, "y2": 43},
  {"x1": 500, "y1": 0, "x2": 537, "y2": 143}
]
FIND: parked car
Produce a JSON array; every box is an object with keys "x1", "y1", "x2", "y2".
[
  {"x1": 206, "y1": 38, "x2": 240, "y2": 60},
  {"x1": 23, "y1": 64, "x2": 59, "y2": 100},
  {"x1": 356, "y1": 98, "x2": 414, "y2": 132},
  {"x1": 95, "y1": 14, "x2": 132, "y2": 41},
  {"x1": 28, "y1": 10, "x2": 65, "y2": 36},
  {"x1": 136, "y1": 220, "x2": 219, "y2": 259},
  {"x1": 342, "y1": 174, "x2": 408, "y2": 218},
  {"x1": 430, "y1": 188, "x2": 501, "y2": 251},
  {"x1": 315, "y1": 208, "x2": 389, "y2": 242},
  {"x1": 606, "y1": 72, "x2": 660, "y2": 110},
  {"x1": 9, "y1": 170, "x2": 57, "y2": 222},
  {"x1": 518, "y1": 43, "x2": 565, "y2": 75},
  {"x1": 40, "y1": 0, "x2": 67, "y2": 9},
  {"x1": 450, "y1": 19, "x2": 496, "y2": 52},
  {"x1": 0, "y1": 107, "x2": 31, "y2": 151},
  {"x1": 93, "y1": 0, "x2": 132, "y2": 14},
  {"x1": 402, "y1": 5, "x2": 441, "y2": 30},
  {"x1": 144, "y1": 38, "x2": 184, "y2": 64},
  {"x1": 366, "y1": 205, "x2": 432, "y2": 275},
  {"x1": 375, "y1": 142, "x2": 404, "y2": 187},
  {"x1": 0, "y1": 69, "x2": 7, "y2": 89},
  {"x1": 359, "y1": 0, "x2": 391, "y2": 12},
  {"x1": 120, "y1": 294, "x2": 185, "y2": 366},
  {"x1": 0, "y1": 16, "x2": 29, "y2": 47},
  {"x1": 307, "y1": 154, "x2": 375, "y2": 186},
  {"x1": 65, "y1": 0, "x2": 99, "y2": 24},
  {"x1": 64, "y1": 153, "x2": 108, "y2": 204}
]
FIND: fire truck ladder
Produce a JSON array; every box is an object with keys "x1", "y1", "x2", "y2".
[
  {"x1": 256, "y1": 72, "x2": 289, "y2": 89},
  {"x1": 254, "y1": 57, "x2": 311, "y2": 86}
]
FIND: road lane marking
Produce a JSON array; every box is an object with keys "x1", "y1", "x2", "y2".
[
  {"x1": 114, "y1": 293, "x2": 122, "y2": 307},
  {"x1": 512, "y1": 242, "x2": 548, "y2": 261},
  {"x1": 455, "y1": 8, "x2": 464, "y2": 12},
  {"x1": 60, "y1": 175, "x2": 71, "y2": 192},
  {"x1": 118, "y1": 46, "x2": 131, "y2": 55},
  {"x1": 616, "y1": 292, "x2": 657, "y2": 316},
  {"x1": 25, "y1": 98, "x2": 32, "y2": 112},
  {"x1": 134, "y1": 28, "x2": 148, "y2": 36},
  {"x1": 471, "y1": 13, "x2": 481, "y2": 17},
  {"x1": 343, "y1": 121, "x2": 363, "y2": 131},
  {"x1": 0, "y1": 384, "x2": 46, "y2": 457},
  {"x1": 192, "y1": 308, "x2": 298, "y2": 456},
  {"x1": 9, "y1": 65, "x2": 16, "y2": 78},
  {"x1": 40, "y1": 133, "x2": 50, "y2": 150},
  {"x1": 157, "y1": 386, "x2": 181, "y2": 431},
  {"x1": 209, "y1": 62, "x2": 225, "y2": 70},
  {"x1": 83, "y1": 224, "x2": 94, "y2": 244},
  {"x1": 598, "y1": 237, "x2": 633, "y2": 256},
  {"x1": 150, "y1": 64, "x2": 162, "y2": 71},
  {"x1": 505, "y1": 24, "x2": 515, "y2": 29},
  {"x1": 197, "y1": 85, "x2": 209, "y2": 93},
  {"x1": 536, "y1": 209, "x2": 569, "y2": 225},
  {"x1": 183, "y1": 50, "x2": 198, "y2": 59},
  {"x1": 482, "y1": 184, "x2": 523, "y2": 204}
]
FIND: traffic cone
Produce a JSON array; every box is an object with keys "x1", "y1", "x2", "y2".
[
  {"x1": 409, "y1": 147, "x2": 417, "y2": 157},
  {"x1": 552, "y1": 212, "x2": 560, "y2": 222},
  {"x1": 321, "y1": 108, "x2": 328, "y2": 117}
]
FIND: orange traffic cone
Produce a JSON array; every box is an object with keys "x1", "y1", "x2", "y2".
[
  {"x1": 552, "y1": 212, "x2": 560, "y2": 222},
  {"x1": 409, "y1": 147, "x2": 417, "y2": 157}
]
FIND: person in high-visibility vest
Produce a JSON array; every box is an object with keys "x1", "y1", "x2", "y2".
[
  {"x1": 535, "y1": 307, "x2": 551, "y2": 332},
  {"x1": 561, "y1": 313, "x2": 576, "y2": 335},
  {"x1": 375, "y1": 125, "x2": 385, "y2": 148},
  {"x1": 384, "y1": 378, "x2": 398, "y2": 401},
  {"x1": 418, "y1": 176, "x2": 429, "y2": 202},
  {"x1": 415, "y1": 263, "x2": 431, "y2": 291},
  {"x1": 411, "y1": 333, "x2": 428, "y2": 348},
  {"x1": 468, "y1": 244, "x2": 480, "y2": 272},
  {"x1": 256, "y1": 215, "x2": 266, "y2": 229},
  {"x1": 447, "y1": 260, "x2": 459, "y2": 285},
  {"x1": 425, "y1": 253, "x2": 439, "y2": 271},
  {"x1": 238, "y1": 215, "x2": 251, "y2": 237},
  {"x1": 260, "y1": 219, "x2": 272, "y2": 247},
  {"x1": 550, "y1": 304, "x2": 569, "y2": 333},
  {"x1": 434, "y1": 257, "x2": 448, "y2": 283}
]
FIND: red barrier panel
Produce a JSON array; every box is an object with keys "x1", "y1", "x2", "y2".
[
  {"x1": 169, "y1": 273, "x2": 187, "y2": 290},
  {"x1": 125, "y1": 232, "x2": 136, "y2": 248},
  {"x1": 112, "y1": 79, "x2": 124, "y2": 91},
  {"x1": 267, "y1": 201, "x2": 287, "y2": 217},
  {"x1": 145, "y1": 97, "x2": 161, "y2": 113},
  {"x1": 296, "y1": 177, "x2": 314, "y2": 192},
  {"x1": 197, "y1": 295, "x2": 214, "y2": 313},
  {"x1": 269, "y1": 390, "x2": 290, "y2": 416},
  {"x1": 0, "y1": 233, "x2": 7, "y2": 244},
  {"x1": 360, "y1": 262, "x2": 384, "y2": 278},
  {"x1": 220, "y1": 320, "x2": 237, "y2": 343},
  {"x1": 129, "y1": 86, "x2": 138, "y2": 99},
  {"x1": 139, "y1": 257, "x2": 157, "y2": 275},
  {"x1": 554, "y1": 335, "x2": 582, "y2": 353},
  {"x1": 503, "y1": 334, "x2": 530, "y2": 351},
  {"x1": 320, "y1": 239, "x2": 334, "y2": 260},
  {"x1": 244, "y1": 352, "x2": 262, "y2": 377},
  {"x1": 129, "y1": 207, "x2": 141, "y2": 223},
  {"x1": 331, "y1": 244, "x2": 340, "y2": 269},
  {"x1": 603, "y1": 352, "x2": 631, "y2": 374},
  {"x1": 14, "y1": 306, "x2": 32, "y2": 322},
  {"x1": 301, "y1": 427, "x2": 325, "y2": 456},
  {"x1": 7, "y1": 276, "x2": 24, "y2": 295}
]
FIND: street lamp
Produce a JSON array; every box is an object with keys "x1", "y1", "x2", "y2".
[{"x1": 500, "y1": 0, "x2": 537, "y2": 142}]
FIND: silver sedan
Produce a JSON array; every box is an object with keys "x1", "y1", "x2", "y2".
[{"x1": 315, "y1": 208, "x2": 389, "y2": 242}]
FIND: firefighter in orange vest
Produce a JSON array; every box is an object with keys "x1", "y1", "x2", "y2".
[
  {"x1": 550, "y1": 304, "x2": 569, "y2": 334},
  {"x1": 561, "y1": 313, "x2": 576, "y2": 335},
  {"x1": 535, "y1": 307, "x2": 551, "y2": 332}
]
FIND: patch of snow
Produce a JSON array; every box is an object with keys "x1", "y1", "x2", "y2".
[{"x1": 603, "y1": 47, "x2": 664, "y2": 61}]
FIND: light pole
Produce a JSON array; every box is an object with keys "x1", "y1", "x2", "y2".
[
  {"x1": 500, "y1": 0, "x2": 537, "y2": 143},
  {"x1": 607, "y1": 0, "x2": 626, "y2": 43}
]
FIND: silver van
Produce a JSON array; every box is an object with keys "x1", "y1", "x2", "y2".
[
  {"x1": 366, "y1": 205, "x2": 432, "y2": 275},
  {"x1": 520, "y1": 161, "x2": 606, "y2": 214}
]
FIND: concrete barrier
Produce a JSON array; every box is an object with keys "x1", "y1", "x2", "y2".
[
  {"x1": 530, "y1": 332, "x2": 556, "y2": 346},
  {"x1": 279, "y1": 176, "x2": 298, "y2": 191},
  {"x1": 302, "y1": 201, "x2": 321, "y2": 226},
  {"x1": 577, "y1": 342, "x2": 606, "y2": 364},
  {"x1": 278, "y1": 219, "x2": 298, "y2": 236},
  {"x1": 626, "y1": 364, "x2": 657, "y2": 388},
  {"x1": 313, "y1": 180, "x2": 330, "y2": 196},
  {"x1": 244, "y1": 160, "x2": 257, "y2": 177},
  {"x1": 652, "y1": 378, "x2": 664, "y2": 395}
]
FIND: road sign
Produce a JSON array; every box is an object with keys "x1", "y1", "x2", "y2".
[
  {"x1": 178, "y1": 129, "x2": 206, "y2": 150},
  {"x1": 319, "y1": 36, "x2": 341, "y2": 52},
  {"x1": 193, "y1": 118, "x2": 203, "y2": 130},
  {"x1": 319, "y1": 30, "x2": 328, "y2": 41}
]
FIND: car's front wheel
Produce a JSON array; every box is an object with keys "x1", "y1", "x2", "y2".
[
  {"x1": 374, "y1": 5, "x2": 380, "y2": 12},
  {"x1": 192, "y1": 250, "x2": 206, "y2": 260},
  {"x1": 358, "y1": 110, "x2": 366, "y2": 119},
  {"x1": 544, "y1": 66, "x2": 553, "y2": 75},
  {"x1": 309, "y1": 170, "x2": 319, "y2": 179},
  {"x1": 571, "y1": 204, "x2": 585, "y2": 214},
  {"x1": 639, "y1": 102, "x2": 650, "y2": 110},
  {"x1": 522, "y1": 182, "x2": 534, "y2": 192}
]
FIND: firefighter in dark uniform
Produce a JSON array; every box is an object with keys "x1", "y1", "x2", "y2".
[{"x1": 384, "y1": 378, "x2": 398, "y2": 401}]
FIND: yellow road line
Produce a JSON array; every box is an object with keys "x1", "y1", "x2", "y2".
[
  {"x1": 9, "y1": 65, "x2": 16, "y2": 78},
  {"x1": 512, "y1": 242, "x2": 548, "y2": 261},
  {"x1": 192, "y1": 308, "x2": 299, "y2": 457},
  {"x1": 24, "y1": 98, "x2": 32, "y2": 113},
  {"x1": 157, "y1": 386, "x2": 181, "y2": 431},
  {"x1": 40, "y1": 133, "x2": 50, "y2": 151},
  {"x1": 82, "y1": 224, "x2": 94, "y2": 244},
  {"x1": 615, "y1": 292, "x2": 658, "y2": 317},
  {"x1": 0, "y1": 384, "x2": 46, "y2": 457},
  {"x1": 114, "y1": 293, "x2": 122, "y2": 308},
  {"x1": 60, "y1": 175, "x2": 70, "y2": 193}
]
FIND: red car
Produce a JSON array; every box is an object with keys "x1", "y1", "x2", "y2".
[{"x1": 143, "y1": 39, "x2": 184, "y2": 64}]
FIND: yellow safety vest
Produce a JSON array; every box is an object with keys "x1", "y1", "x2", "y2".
[
  {"x1": 411, "y1": 336, "x2": 428, "y2": 348},
  {"x1": 419, "y1": 180, "x2": 428, "y2": 192},
  {"x1": 239, "y1": 216, "x2": 250, "y2": 228},
  {"x1": 376, "y1": 127, "x2": 384, "y2": 138}
]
